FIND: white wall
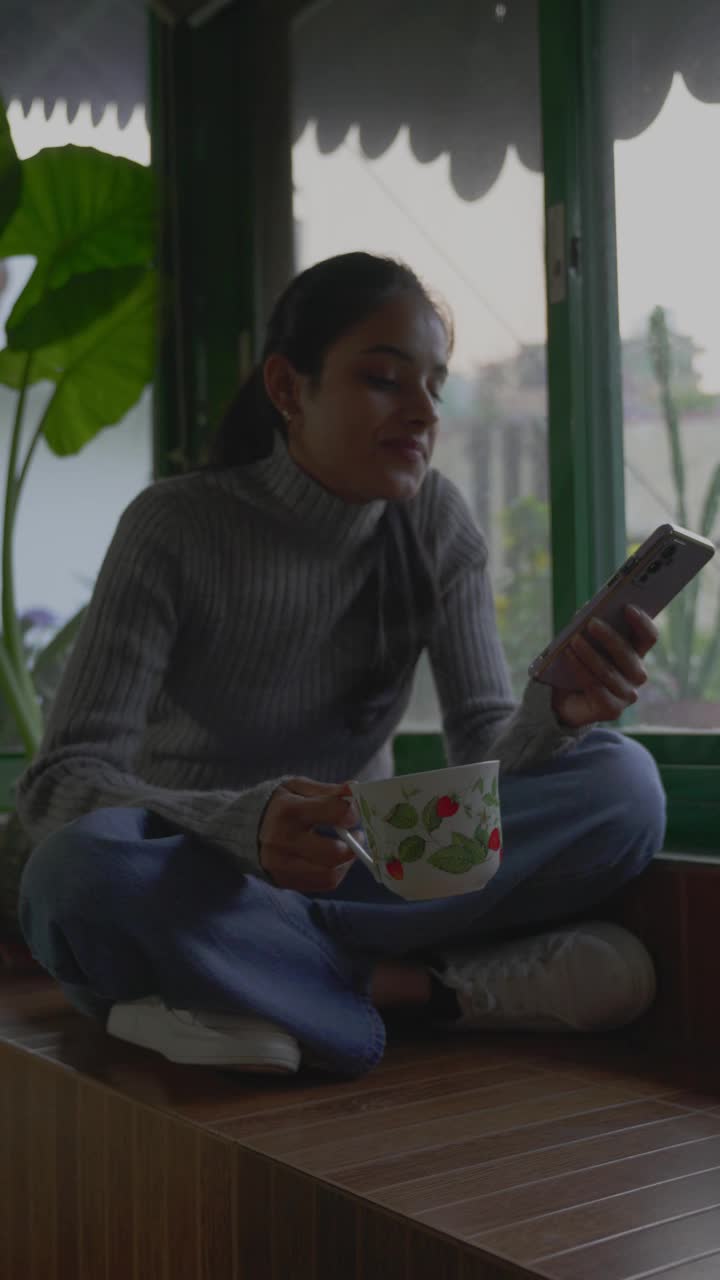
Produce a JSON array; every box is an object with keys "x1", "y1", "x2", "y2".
[{"x1": 4, "y1": 384, "x2": 152, "y2": 619}]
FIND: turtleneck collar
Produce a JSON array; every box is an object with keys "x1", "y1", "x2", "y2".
[{"x1": 249, "y1": 430, "x2": 387, "y2": 548}]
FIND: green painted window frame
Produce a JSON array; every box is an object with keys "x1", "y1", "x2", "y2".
[
  {"x1": 539, "y1": 0, "x2": 719, "y2": 851},
  {"x1": 150, "y1": 0, "x2": 719, "y2": 852},
  {"x1": 397, "y1": 0, "x2": 719, "y2": 852}
]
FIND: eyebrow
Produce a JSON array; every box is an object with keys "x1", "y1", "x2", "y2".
[{"x1": 360, "y1": 344, "x2": 448, "y2": 379}]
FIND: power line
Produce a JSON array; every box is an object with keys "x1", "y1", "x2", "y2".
[{"x1": 340, "y1": 136, "x2": 523, "y2": 348}]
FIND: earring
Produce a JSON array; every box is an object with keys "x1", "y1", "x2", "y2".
[{"x1": 281, "y1": 409, "x2": 291, "y2": 422}]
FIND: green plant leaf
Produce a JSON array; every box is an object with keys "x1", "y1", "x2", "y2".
[
  {"x1": 422, "y1": 796, "x2": 441, "y2": 833},
  {"x1": 34, "y1": 271, "x2": 157, "y2": 456},
  {"x1": 397, "y1": 835, "x2": 426, "y2": 862},
  {"x1": 482, "y1": 792, "x2": 495, "y2": 807},
  {"x1": 700, "y1": 462, "x2": 720, "y2": 540},
  {"x1": 473, "y1": 824, "x2": 489, "y2": 850},
  {"x1": 0, "y1": 145, "x2": 154, "y2": 345},
  {"x1": 384, "y1": 802, "x2": 418, "y2": 829},
  {"x1": 0, "y1": 346, "x2": 59, "y2": 390},
  {"x1": 428, "y1": 846, "x2": 475, "y2": 875},
  {"x1": 0, "y1": 97, "x2": 21, "y2": 236},
  {"x1": 694, "y1": 592, "x2": 720, "y2": 695},
  {"x1": 8, "y1": 265, "x2": 147, "y2": 352}
]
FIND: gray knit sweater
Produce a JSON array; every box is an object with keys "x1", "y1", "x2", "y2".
[{"x1": 17, "y1": 432, "x2": 582, "y2": 872}]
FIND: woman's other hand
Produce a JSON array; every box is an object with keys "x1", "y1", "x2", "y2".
[
  {"x1": 551, "y1": 605, "x2": 659, "y2": 729},
  {"x1": 259, "y1": 777, "x2": 360, "y2": 892}
]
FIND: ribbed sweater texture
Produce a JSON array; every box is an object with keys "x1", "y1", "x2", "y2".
[{"x1": 17, "y1": 434, "x2": 583, "y2": 872}]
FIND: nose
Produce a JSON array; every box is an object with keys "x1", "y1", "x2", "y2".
[{"x1": 406, "y1": 385, "x2": 439, "y2": 427}]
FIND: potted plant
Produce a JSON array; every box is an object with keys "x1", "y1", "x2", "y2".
[{"x1": 0, "y1": 95, "x2": 157, "y2": 951}]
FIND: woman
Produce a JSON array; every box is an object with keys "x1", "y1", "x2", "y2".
[{"x1": 17, "y1": 253, "x2": 665, "y2": 1078}]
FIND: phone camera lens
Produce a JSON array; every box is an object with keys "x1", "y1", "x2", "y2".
[
  {"x1": 648, "y1": 561, "x2": 661, "y2": 574},
  {"x1": 662, "y1": 545, "x2": 677, "y2": 561}
]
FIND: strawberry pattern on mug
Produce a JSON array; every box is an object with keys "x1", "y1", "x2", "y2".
[
  {"x1": 357, "y1": 772, "x2": 501, "y2": 880},
  {"x1": 436, "y1": 794, "x2": 459, "y2": 818}
]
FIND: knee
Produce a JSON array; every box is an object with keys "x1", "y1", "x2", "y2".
[
  {"x1": 590, "y1": 731, "x2": 667, "y2": 864},
  {"x1": 19, "y1": 808, "x2": 136, "y2": 919},
  {"x1": 20, "y1": 823, "x2": 92, "y2": 924}
]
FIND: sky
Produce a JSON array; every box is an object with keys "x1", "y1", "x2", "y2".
[{"x1": 293, "y1": 72, "x2": 720, "y2": 392}]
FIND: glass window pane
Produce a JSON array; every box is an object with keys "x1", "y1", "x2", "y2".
[
  {"x1": 291, "y1": 0, "x2": 549, "y2": 728},
  {"x1": 607, "y1": 0, "x2": 720, "y2": 731},
  {"x1": 1, "y1": 1, "x2": 152, "y2": 627}
]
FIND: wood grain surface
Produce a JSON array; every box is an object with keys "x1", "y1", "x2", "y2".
[{"x1": 3, "y1": 970, "x2": 720, "y2": 1280}]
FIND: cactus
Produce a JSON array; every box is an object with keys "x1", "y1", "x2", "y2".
[{"x1": 646, "y1": 306, "x2": 720, "y2": 699}]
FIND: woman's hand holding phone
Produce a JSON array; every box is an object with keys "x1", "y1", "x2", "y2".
[
  {"x1": 530, "y1": 523, "x2": 715, "y2": 727},
  {"x1": 550, "y1": 605, "x2": 659, "y2": 728}
]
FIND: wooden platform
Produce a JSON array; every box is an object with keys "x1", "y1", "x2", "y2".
[{"x1": 3, "y1": 974, "x2": 720, "y2": 1279}]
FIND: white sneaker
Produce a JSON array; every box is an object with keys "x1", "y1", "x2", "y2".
[
  {"x1": 436, "y1": 922, "x2": 656, "y2": 1033},
  {"x1": 106, "y1": 997, "x2": 301, "y2": 1073}
]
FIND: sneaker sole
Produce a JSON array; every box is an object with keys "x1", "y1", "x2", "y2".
[{"x1": 107, "y1": 1005, "x2": 301, "y2": 1074}]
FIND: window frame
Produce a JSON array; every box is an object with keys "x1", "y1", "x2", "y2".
[
  {"x1": 540, "y1": 0, "x2": 720, "y2": 851},
  {"x1": 149, "y1": 3, "x2": 269, "y2": 478},
  {"x1": 396, "y1": 0, "x2": 720, "y2": 851}
]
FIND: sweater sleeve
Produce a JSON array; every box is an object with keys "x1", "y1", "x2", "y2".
[
  {"x1": 424, "y1": 475, "x2": 588, "y2": 772},
  {"x1": 16, "y1": 487, "x2": 282, "y2": 871}
]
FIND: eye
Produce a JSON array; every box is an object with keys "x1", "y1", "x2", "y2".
[{"x1": 365, "y1": 374, "x2": 399, "y2": 391}]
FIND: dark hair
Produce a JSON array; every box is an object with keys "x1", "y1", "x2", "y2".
[{"x1": 210, "y1": 252, "x2": 451, "y2": 731}]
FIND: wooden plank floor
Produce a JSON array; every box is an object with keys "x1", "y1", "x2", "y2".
[{"x1": 2, "y1": 976, "x2": 720, "y2": 1279}]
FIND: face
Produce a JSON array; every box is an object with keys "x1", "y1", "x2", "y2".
[{"x1": 264, "y1": 293, "x2": 450, "y2": 503}]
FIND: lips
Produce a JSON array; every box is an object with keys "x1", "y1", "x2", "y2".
[{"x1": 380, "y1": 438, "x2": 427, "y2": 461}]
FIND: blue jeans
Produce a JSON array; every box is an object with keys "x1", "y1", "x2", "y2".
[{"x1": 19, "y1": 730, "x2": 665, "y2": 1076}]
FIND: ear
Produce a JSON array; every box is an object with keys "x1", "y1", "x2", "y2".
[{"x1": 263, "y1": 353, "x2": 304, "y2": 419}]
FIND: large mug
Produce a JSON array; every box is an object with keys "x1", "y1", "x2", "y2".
[{"x1": 336, "y1": 760, "x2": 502, "y2": 902}]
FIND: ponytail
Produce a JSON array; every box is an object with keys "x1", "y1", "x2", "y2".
[{"x1": 209, "y1": 366, "x2": 281, "y2": 467}]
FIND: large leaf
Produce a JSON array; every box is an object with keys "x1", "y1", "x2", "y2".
[
  {"x1": 8, "y1": 266, "x2": 147, "y2": 352},
  {"x1": 0, "y1": 146, "x2": 154, "y2": 346},
  {"x1": 0, "y1": 96, "x2": 21, "y2": 236},
  {"x1": 0, "y1": 346, "x2": 60, "y2": 390},
  {"x1": 35, "y1": 270, "x2": 157, "y2": 456}
]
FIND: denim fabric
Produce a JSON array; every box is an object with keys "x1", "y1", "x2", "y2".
[{"x1": 19, "y1": 729, "x2": 665, "y2": 1076}]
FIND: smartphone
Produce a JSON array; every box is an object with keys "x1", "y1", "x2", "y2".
[{"x1": 528, "y1": 523, "x2": 716, "y2": 691}]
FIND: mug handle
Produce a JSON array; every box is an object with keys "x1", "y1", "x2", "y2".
[{"x1": 335, "y1": 827, "x2": 380, "y2": 879}]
